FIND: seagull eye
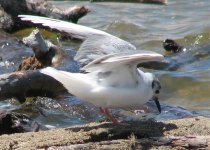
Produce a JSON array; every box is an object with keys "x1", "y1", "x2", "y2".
[
  {"x1": 159, "y1": 84, "x2": 162, "y2": 89},
  {"x1": 152, "y1": 81, "x2": 155, "y2": 89},
  {"x1": 155, "y1": 90, "x2": 159, "y2": 94}
]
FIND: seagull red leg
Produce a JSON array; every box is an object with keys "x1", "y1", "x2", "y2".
[{"x1": 99, "y1": 107, "x2": 119, "y2": 124}]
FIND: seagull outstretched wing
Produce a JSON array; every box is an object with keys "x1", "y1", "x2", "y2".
[
  {"x1": 19, "y1": 15, "x2": 109, "y2": 40},
  {"x1": 82, "y1": 52, "x2": 164, "y2": 87},
  {"x1": 19, "y1": 15, "x2": 137, "y2": 66}
]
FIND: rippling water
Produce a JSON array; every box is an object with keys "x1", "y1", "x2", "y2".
[
  {"x1": 1, "y1": 0, "x2": 210, "y2": 127},
  {"x1": 51, "y1": 0, "x2": 210, "y2": 110}
]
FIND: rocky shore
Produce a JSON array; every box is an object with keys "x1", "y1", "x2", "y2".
[
  {"x1": 0, "y1": 116, "x2": 209, "y2": 150},
  {"x1": 0, "y1": 1, "x2": 210, "y2": 150}
]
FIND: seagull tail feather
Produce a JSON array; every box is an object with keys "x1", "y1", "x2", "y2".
[{"x1": 40, "y1": 67, "x2": 91, "y2": 97}]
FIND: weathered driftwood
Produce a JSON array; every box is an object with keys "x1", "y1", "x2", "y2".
[
  {"x1": 0, "y1": 70, "x2": 68, "y2": 103},
  {"x1": 0, "y1": 0, "x2": 90, "y2": 31},
  {"x1": 90, "y1": 0, "x2": 167, "y2": 5},
  {"x1": 0, "y1": 116, "x2": 209, "y2": 149},
  {"x1": 18, "y1": 29, "x2": 65, "y2": 71},
  {"x1": 0, "y1": 29, "x2": 75, "y2": 102},
  {"x1": 0, "y1": 109, "x2": 47, "y2": 135}
]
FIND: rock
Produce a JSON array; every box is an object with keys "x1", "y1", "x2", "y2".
[
  {"x1": 139, "y1": 40, "x2": 210, "y2": 71},
  {"x1": 18, "y1": 56, "x2": 45, "y2": 71},
  {"x1": 163, "y1": 39, "x2": 183, "y2": 53},
  {"x1": 0, "y1": 30, "x2": 34, "y2": 74},
  {"x1": 0, "y1": 6, "x2": 14, "y2": 30},
  {"x1": 0, "y1": 116, "x2": 209, "y2": 149},
  {"x1": 0, "y1": 109, "x2": 47, "y2": 135}
]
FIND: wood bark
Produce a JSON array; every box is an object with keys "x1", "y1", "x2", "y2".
[
  {"x1": 0, "y1": 70, "x2": 68, "y2": 103},
  {"x1": 0, "y1": 0, "x2": 90, "y2": 31},
  {"x1": 18, "y1": 29, "x2": 65, "y2": 71}
]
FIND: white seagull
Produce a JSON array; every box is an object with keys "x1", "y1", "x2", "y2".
[{"x1": 19, "y1": 15, "x2": 164, "y2": 124}]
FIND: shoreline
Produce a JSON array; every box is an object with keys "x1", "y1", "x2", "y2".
[{"x1": 0, "y1": 116, "x2": 209, "y2": 149}]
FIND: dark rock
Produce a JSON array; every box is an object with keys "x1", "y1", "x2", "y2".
[
  {"x1": 0, "y1": 109, "x2": 48, "y2": 135},
  {"x1": 0, "y1": 30, "x2": 33, "y2": 74},
  {"x1": 139, "y1": 39, "x2": 210, "y2": 71},
  {"x1": 0, "y1": 6, "x2": 14, "y2": 31},
  {"x1": 163, "y1": 39, "x2": 183, "y2": 53}
]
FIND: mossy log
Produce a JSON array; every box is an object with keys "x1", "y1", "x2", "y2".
[{"x1": 0, "y1": 116, "x2": 209, "y2": 150}]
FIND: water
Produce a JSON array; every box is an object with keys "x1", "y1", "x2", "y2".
[
  {"x1": 50, "y1": 0, "x2": 210, "y2": 111},
  {"x1": 0, "y1": 0, "x2": 210, "y2": 127}
]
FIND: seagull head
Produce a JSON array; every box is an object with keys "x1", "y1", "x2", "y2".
[
  {"x1": 141, "y1": 72, "x2": 162, "y2": 113},
  {"x1": 151, "y1": 77, "x2": 162, "y2": 113}
]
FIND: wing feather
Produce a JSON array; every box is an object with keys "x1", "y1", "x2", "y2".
[
  {"x1": 75, "y1": 35, "x2": 137, "y2": 66},
  {"x1": 19, "y1": 15, "x2": 137, "y2": 67},
  {"x1": 83, "y1": 52, "x2": 164, "y2": 87},
  {"x1": 83, "y1": 52, "x2": 164, "y2": 72},
  {"x1": 19, "y1": 15, "x2": 164, "y2": 88},
  {"x1": 19, "y1": 15, "x2": 110, "y2": 40}
]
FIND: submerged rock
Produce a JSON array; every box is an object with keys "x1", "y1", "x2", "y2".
[
  {"x1": 163, "y1": 39, "x2": 183, "y2": 53},
  {"x1": 139, "y1": 39, "x2": 210, "y2": 71},
  {"x1": 0, "y1": 30, "x2": 33, "y2": 74}
]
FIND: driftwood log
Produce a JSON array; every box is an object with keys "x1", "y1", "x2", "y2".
[
  {"x1": 18, "y1": 29, "x2": 66, "y2": 70},
  {"x1": 0, "y1": 70, "x2": 68, "y2": 103},
  {"x1": 0, "y1": 116, "x2": 209, "y2": 149},
  {"x1": 0, "y1": 0, "x2": 90, "y2": 31},
  {"x1": 0, "y1": 28, "x2": 75, "y2": 103},
  {"x1": 90, "y1": 0, "x2": 167, "y2": 5}
]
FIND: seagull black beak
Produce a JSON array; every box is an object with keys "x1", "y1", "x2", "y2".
[{"x1": 153, "y1": 96, "x2": 161, "y2": 113}]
